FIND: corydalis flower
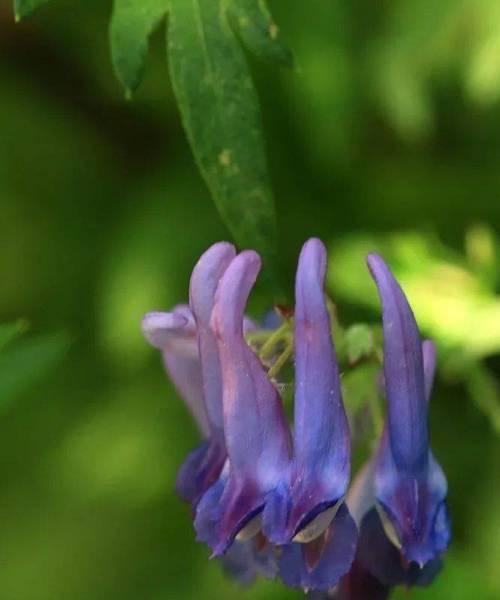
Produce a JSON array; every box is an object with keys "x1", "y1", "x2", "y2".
[
  {"x1": 196, "y1": 239, "x2": 357, "y2": 591},
  {"x1": 348, "y1": 254, "x2": 451, "y2": 589},
  {"x1": 142, "y1": 242, "x2": 450, "y2": 597},
  {"x1": 144, "y1": 239, "x2": 357, "y2": 592},
  {"x1": 142, "y1": 242, "x2": 276, "y2": 582}
]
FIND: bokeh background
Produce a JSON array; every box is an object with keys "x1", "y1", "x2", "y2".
[{"x1": 1, "y1": 1, "x2": 499, "y2": 599}]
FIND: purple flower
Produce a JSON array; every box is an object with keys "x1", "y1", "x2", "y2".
[
  {"x1": 274, "y1": 239, "x2": 357, "y2": 590},
  {"x1": 194, "y1": 239, "x2": 356, "y2": 591},
  {"x1": 142, "y1": 242, "x2": 450, "y2": 596},
  {"x1": 142, "y1": 243, "x2": 274, "y2": 582},
  {"x1": 350, "y1": 254, "x2": 451, "y2": 587}
]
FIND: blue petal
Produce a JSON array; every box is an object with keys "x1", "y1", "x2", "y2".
[
  {"x1": 367, "y1": 253, "x2": 428, "y2": 472},
  {"x1": 356, "y1": 508, "x2": 443, "y2": 587},
  {"x1": 201, "y1": 251, "x2": 291, "y2": 554},
  {"x1": 336, "y1": 558, "x2": 391, "y2": 600},
  {"x1": 211, "y1": 250, "x2": 290, "y2": 477},
  {"x1": 374, "y1": 431, "x2": 450, "y2": 565},
  {"x1": 367, "y1": 255, "x2": 451, "y2": 567},
  {"x1": 194, "y1": 467, "x2": 227, "y2": 547},
  {"x1": 261, "y1": 308, "x2": 282, "y2": 330},
  {"x1": 279, "y1": 503, "x2": 357, "y2": 591},
  {"x1": 220, "y1": 537, "x2": 278, "y2": 584},
  {"x1": 288, "y1": 238, "x2": 350, "y2": 538},
  {"x1": 176, "y1": 440, "x2": 226, "y2": 505}
]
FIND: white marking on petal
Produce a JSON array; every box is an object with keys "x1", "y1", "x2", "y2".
[
  {"x1": 292, "y1": 501, "x2": 342, "y2": 544},
  {"x1": 376, "y1": 503, "x2": 402, "y2": 550},
  {"x1": 235, "y1": 513, "x2": 263, "y2": 542}
]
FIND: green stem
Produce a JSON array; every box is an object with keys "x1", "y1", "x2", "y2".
[
  {"x1": 259, "y1": 321, "x2": 290, "y2": 359},
  {"x1": 267, "y1": 342, "x2": 293, "y2": 380}
]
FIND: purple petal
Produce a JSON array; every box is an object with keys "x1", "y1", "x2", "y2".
[
  {"x1": 366, "y1": 253, "x2": 428, "y2": 472},
  {"x1": 173, "y1": 243, "x2": 236, "y2": 505},
  {"x1": 176, "y1": 440, "x2": 226, "y2": 505},
  {"x1": 142, "y1": 307, "x2": 197, "y2": 354},
  {"x1": 194, "y1": 466, "x2": 228, "y2": 547},
  {"x1": 336, "y1": 558, "x2": 391, "y2": 600},
  {"x1": 211, "y1": 250, "x2": 291, "y2": 481},
  {"x1": 279, "y1": 504, "x2": 357, "y2": 592},
  {"x1": 142, "y1": 306, "x2": 210, "y2": 436},
  {"x1": 289, "y1": 238, "x2": 350, "y2": 537},
  {"x1": 205, "y1": 250, "x2": 291, "y2": 553},
  {"x1": 189, "y1": 242, "x2": 236, "y2": 441},
  {"x1": 373, "y1": 436, "x2": 450, "y2": 567},
  {"x1": 162, "y1": 349, "x2": 210, "y2": 437},
  {"x1": 220, "y1": 536, "x2": 278, "y2": 584},
  {"x1": 356, "y1": 508, "x2": 443, "y2": 587},
  {"x1": 367, "y1": 255, "x2": 450, "y2": 568}
]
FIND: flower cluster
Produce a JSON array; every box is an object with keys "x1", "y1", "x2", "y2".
[{"x1": 142, "y1": 239, "x2": 451, "y2": 597}]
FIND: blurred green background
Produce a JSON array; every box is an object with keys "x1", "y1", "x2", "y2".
[{"x1": 1, "y1": 1, "x2": 499, "y2": 599}]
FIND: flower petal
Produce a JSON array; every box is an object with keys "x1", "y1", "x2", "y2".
[
  {"x1": 356, "y1": 508, "x2": 443, "y2": 587},
  {"x1": 212, "y1": 250, "x2": 291, "y2": 482},
  {"x1": 142, "y1": 308, "x2": 195, "y2": 352},
  {"x1": 176, "y1": 440, "x2": 227, "y2": 504},
  {"x1": 367, "y1": 255, "x2": 451, "y2": 568},
  {"x1": 336, "y1": 558, "x2": 391, "y2": 600},
  {"x1": 289, "y1": 238, "x2": 351, "y2": 537},
  {"x1": 220, "y1": 536, "x2": 278, "y2": 584},
  {"x1": 142, "y1": 306, "x2": 210, "y2": 436},
  {"x1": 367, "y1": 253, "x2": 428, "y2": 472},
  {"x1": 279, "y1": 503, "x2": 357, "y2": 591},
  {"x1": 189, "y1": 242, "x2": 236, "y2": 441},
  {"x1": 205, "y1": 250, "x2": 291, "y2": 554}
]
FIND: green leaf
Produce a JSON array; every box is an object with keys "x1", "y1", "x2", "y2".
[
  {"x1": 167, "y1": 0, "x2": 279, "y2": 288},
  {"x1": 228, "y1": 0, "x2": 293, "y2": 67},
  {"x1": 0, "y1": 331, "x2": 70, "y2": 414},
  {"x1": 0, "y1": 320, "x2": 27, "y2": 350},
  {"x1": 110, "y1": 0, "x2": 168, "y2": 95},
  {"x1": 14, "y1": 0, "x2": 50, "y2": 20},
  {"x1": 344, "y1": 323, "x2": 375, "y2": 365}
]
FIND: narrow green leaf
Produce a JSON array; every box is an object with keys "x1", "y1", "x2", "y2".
[
  {"x1": 110, "y1": 0, "x2": 168, "y2": 95},
  {"x1": 14, "y1": 0, "x2": 50, "y2": 20},
  {"x1": 167, "y1": 0, "x2": 279, "y2": 288},
  {"x1": 228, "y1": 0, "x2": 293, "y2": 67},
  {"x1": 0, "y1": 320, "x2": 27, "y2": 350},
  {"x1": 0, "y1": 331, "x2": 70, "y2": 413}
]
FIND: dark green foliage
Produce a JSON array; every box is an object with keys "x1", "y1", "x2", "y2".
[
  {"x1": 168, "y1": 0, "x2": 279, "y2": 282},
  {"x1": 0, "y1": 328, "x2": 70, "y2": 413},
  {"x1": 110, "y1": 0, "x2": 168, "y2": 96},
  {"x1": 228, "y1": 0, "x2": 293, "y2": 67},
  {"x1": 4, "y1": 1, "x2": 500, "y2": 599},
  {"x1": 14, "y1": 0, "x2": 50, "y2": 20}
]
